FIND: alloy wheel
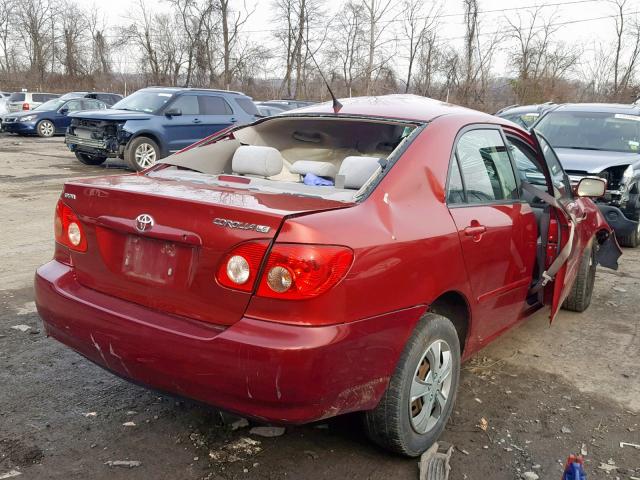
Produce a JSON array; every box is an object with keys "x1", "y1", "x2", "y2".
[
  {"x1": 38, "y1": 121, "x2": 54, "y2": 137},
  {"x1": 134, "y1": 142, "x2": 157, "y2": 168},
  {"x1": 409, "y1": 339, "x2": 453, "y2": 434}
]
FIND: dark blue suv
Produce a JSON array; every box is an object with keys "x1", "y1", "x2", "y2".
[{"x1": 65, "y1": 87, "x2": 259, "y2": 170}]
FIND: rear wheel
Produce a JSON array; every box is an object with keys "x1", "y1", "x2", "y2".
[
  {"x1": 36, "y1": 120, "x2": 55, "y2": 138},
  {"x1": 364, "y1": 313, "x2": 461, "y2": 457},
  {"x1": 562, "y1": 241, "x2": 597, "y2": 312},
  {"x1": 75, "y1": 152, "x2": 106, "y2": 165},
  {"x1": 125, "y1": 136, "x2": 159, "y2": 171}
]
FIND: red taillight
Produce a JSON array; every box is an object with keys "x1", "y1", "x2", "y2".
[
  {"x1": 217, "y1": 242, "x2": 354, "y2": 299},
  {"x1": 22, "y1": 102, "x2": 29, "y2": 110},
  {"x1": 216, "y1": 240, "x2": 270, "y2": 292},
  {"x1": 256, "y1": 244, "x2": 353, "y2": 299},
  {"x1": 54, "y1": 200, "x2": 87, "y2": 252}
]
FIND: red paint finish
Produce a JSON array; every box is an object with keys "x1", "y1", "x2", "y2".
[
  {"x1": 35, "y1": 96, "x2": 613, "y2": 424},
  {"x1": 35, "y1": 261, "x2": 424, "y2": 423}
]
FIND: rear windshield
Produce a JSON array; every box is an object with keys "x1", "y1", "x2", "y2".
[
  {"x1": 112, "y1": 90, "x2": 174, "y2": 113},
  {"x1": 153, "y1": 116, "x2": 420, "y2": 202},
  {"x1": 236, "y1": 98, "x2": 259, "y2": 116},
  {"x1": 32, "y1": 93, "x2": 58, "y2": 102},
  {"x1": 9, "y1": 93, "x2": 25, "y2": 102},
  {"x1": 537, "y1": 111, "x2": 640, "y2": 153}
]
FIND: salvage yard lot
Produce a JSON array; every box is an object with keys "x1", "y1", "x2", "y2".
[{"x1": 1, "y1": 133, "x2": 639, "y2": 480}]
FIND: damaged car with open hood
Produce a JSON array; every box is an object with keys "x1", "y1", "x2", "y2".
[
  {"x1": 35, "y1": 95, "x2": 621, "y2": 456},
  {"x1": 535, "y1": 103, "x2": 640, "y2": 247}
]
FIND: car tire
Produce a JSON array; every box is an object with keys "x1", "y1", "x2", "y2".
[
  {"x1": 125, "y1": 136, "x2": 160, "y2": 171},
  {"x1": 617, "y1": 221, "x2": 640, "y2": 248},
  {"x1": 36, "y1": 120, "x2": 55, "y2": 138},
  {"x1": 363, "y1": 313, "x2": 461, "y2": 457},
  {"x1": 562, "y1": 240, "x2": 597, "y2": 312},
  {"x1": 75, "y1": 152, "x2": 106, "y2": 166}
]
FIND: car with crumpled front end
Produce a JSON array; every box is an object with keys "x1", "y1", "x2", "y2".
[
  {"x1": 65, "y1": 87, "x2": 259, "y2": 171},
  {"x1": 535, "y1": 103, "x2": 640, "y2": 246},
  {"x1": 36, "y1": 94, "x2": 621, "y2": 457}
]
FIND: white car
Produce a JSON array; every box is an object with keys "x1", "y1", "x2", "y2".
[{"x1": 6, "y1": 91, "x2": 59, "y2": 113}]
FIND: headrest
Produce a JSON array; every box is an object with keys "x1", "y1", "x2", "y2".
[
  {"x1": 338, "y1": 156, "x2": 381, "y2": 189},
  {"x1": 232, "y1": 145, "x2": 283, "y2": 177},
  {"x1": 290, "y1": 160, "x2": 337, "y2": 179}
]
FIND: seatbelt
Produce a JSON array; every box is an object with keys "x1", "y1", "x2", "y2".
[{"x1": 521, "y1": 182, "x2": 575, "y2": 294}]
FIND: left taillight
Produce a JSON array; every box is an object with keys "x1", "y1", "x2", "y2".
[{"x1": 54, "y1": 199, "x2": 87, "y2": 252}]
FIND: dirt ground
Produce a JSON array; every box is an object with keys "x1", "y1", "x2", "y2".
[{"x1": 1, "y1": 134, "x2": 638, "y2": 480}]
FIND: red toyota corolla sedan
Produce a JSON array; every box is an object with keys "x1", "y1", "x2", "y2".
[{"x1": 35, "y1": 95, "x2": 621, "y2": 456}]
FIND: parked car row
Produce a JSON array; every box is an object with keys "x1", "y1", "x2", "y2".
[
  {"x1": 497, "y1": 102, "x2": 640, "y2": 248},
  {"x1": 0, "y1": 90, "x2": 122, "y2": 135}
]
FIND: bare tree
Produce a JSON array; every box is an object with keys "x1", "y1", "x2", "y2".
[
  {"x1": 57, "y1": 1, "x2": 89, "y2": 77},
  {"x1": 361, "y1": 0, "x2": 396, "y2": 95},
  {"x1": 217, "y1": 0, "x2": 255, "y2": 90},
  {"x1": 87, "y1": 10, "x2": 111, "y2": 75},
  {"x1": 506, "y1": 7, "x2": 581, "y2": 103},
  {"x1": 329, "y1": 0, "x2": 366, "y2": 96},
  {"x1": 17, "y1": 0, "x2": 55, "y2": 83},
  {"x1": 400, "y1": 0, "x2": 439, "y2": 93},
  {"x1": 0, "y1": 0, "x2": 15, "y2": 73},
  {"x1": 273, "y1": 0, "x2": 323, "y2": 99},
  {"x1": 610, "y1": 0, "x2": 640, "y2": 99}
]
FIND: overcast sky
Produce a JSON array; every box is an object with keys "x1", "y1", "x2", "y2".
[{"x1": 102, "y1": 0, "x2": 629, "y2": 78}]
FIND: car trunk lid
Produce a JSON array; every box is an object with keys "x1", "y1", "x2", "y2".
[{"x1": 62, "y1": 174, "x2": 352, "y2": 326}]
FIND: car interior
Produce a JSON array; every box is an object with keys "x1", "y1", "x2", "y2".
[
  {"x1": 506, "y1": 137, "x2": 559, "y2": 301},
  {"x1": 152, "y1": 117, "x2": 420, "y2": 201}
]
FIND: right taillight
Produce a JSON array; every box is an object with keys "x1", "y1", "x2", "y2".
[
  {"x1": 256, "y1": 244, "x2": 353, "y2": 299},
  {"x1": 22, "y1": 102, "x2": 29, "y2": 110},
  {"x1": 54, "y1": 199, "x2": 87, "y2": 252}
]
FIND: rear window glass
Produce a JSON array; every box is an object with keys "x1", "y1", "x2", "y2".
[
  {"x1": 199, "y1": 96, "x2": 232, "y2": 115},
  {"x1": 9, "y1": 93, "x2": 25, "y2": 102},
  {"x1": 235, "y1": 98, "x2": 259, "y2": 116}
]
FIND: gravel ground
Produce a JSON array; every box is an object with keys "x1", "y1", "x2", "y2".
[{"x1": 1, "y1": 133, "x2": 638, "y2": 480}]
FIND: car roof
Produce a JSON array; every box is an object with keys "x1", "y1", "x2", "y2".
[
  {"x1": 288, "y1": 94, "x2": 490, "y2": 122},
  {"x1": 142, "y1": 86, "x2": 247, "y2": 96},
  {"x1": 552, "y1": 103, "x2": 640, "y2": 114},
  {"x1": 497, "y1": 103, "x2": 554, "y2": 115}
]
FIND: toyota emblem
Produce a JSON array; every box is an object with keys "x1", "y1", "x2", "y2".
[{"x1": 135, "y1": 214, "x2": 154, "y2": 232}]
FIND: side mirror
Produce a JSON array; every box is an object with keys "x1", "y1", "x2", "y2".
[
  {"x1": 576, "y1": 177, "x2": 606, "y2": 198},
  {"x1": 165, "y1": 108, "x2": 182, "y2": 117},
  {"x1": 59, "y1": 107, "x2": 69, "y2": 115}
]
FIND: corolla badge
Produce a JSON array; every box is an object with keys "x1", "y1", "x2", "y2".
[
  {"x1": 135, "y1": 214, "x2": 155, "y2": 232},
  {"x1": 213, "y1": 218, "x2": 270, "y2": 233}
]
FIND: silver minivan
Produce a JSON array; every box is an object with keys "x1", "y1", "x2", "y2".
[{"x1": 7, "y1": 91, "x2": 60, "y2": 113}]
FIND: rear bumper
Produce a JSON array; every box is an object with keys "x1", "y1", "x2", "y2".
[
  {"x1": 597, "y1": 204, "x2": 638, "y2": 237},
  {"x1": 35, "y1": 260, "x2": 423, "y2": 423}
]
